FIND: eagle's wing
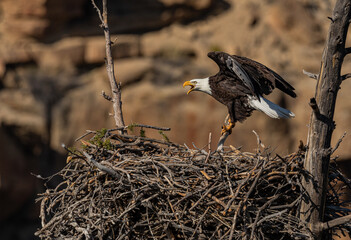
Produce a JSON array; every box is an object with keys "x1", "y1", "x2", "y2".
[
  {"x1": 225, "y1": 56, "x2": 256, "y2": 96},
  {"x1": 232, "y1": 55, "x2": 296, "y2": 98}
]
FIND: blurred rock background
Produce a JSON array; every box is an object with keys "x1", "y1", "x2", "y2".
[{"x1": 0, "y1": 0, "x2": 350, "y2": 239}]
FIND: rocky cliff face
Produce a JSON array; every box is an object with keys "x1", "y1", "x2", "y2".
[{"x1": 1, "y1": 0, "x2": 350, "y2": 239}]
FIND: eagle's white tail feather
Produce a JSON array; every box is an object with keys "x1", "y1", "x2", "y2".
[{"x1": 248, "y1": 96, "x2": 295, "y2": 119}]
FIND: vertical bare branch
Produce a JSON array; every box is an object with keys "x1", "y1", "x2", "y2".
[{"x1": 92, "y1": 0, "x2": 125, "y2": 132}]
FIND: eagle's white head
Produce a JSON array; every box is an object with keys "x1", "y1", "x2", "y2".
[{"x1": 183, "y1": 77, "x2": 212, "y2": 95}]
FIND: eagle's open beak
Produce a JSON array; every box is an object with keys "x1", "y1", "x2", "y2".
[{"x1": 183, "y1": 81, "x2": 195, "y2": 94}]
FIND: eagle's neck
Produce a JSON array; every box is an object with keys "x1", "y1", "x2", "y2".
[{"x1": 193, "y1": 77, "x2": 212, "y2": 95}]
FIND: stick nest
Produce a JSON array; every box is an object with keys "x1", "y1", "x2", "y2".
[{"x1": 35, "y1": 129, "x2": 351, "y2": 239}]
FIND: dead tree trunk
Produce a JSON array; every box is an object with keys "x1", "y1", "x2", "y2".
[{"x1": 300, "y1": 0, "x2": 351, "y2": 239}]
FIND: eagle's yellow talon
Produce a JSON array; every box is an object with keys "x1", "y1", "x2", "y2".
[{"x1": 221, "y1": 122, "x2": 235, "y2": 135}]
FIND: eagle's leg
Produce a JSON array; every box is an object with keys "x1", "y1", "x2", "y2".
[
  {"x1": 221, "y1": 119, "x2": 235, "y2": 135},
  {"x1": 221, "y1": 103, "x2": 236, "y2": 135}
]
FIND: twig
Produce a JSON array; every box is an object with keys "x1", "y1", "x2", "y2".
[
  {"x1": 75, "y1": 130, "x2": 96, "y2": 141},
  {"x1": 256, "y1": 209, "x2": 288, "y2": 226},
  {"x1": 303, "y1": 69, "x2": 319, "y2": 80},
  {"x1": 331, "y1": 131, "x2": 346, "y2": 154},
  {"x1": 249, "y1": 194, "x2": 280, "y2": 239},
  {"x1": 101, "y1": 90, "x2": 112, "y2": 102},
  {"x1": 217, "y1": 131, "x2": 230, "y2": 151},
  {"x1": 125, "y1": 124, "x2": 171, "y2": 131},
  {"x1": 83, "y1": 151, "x2": 121, "y2": 179},
  {"x1": 341, "y1": 73, "x2": 351, "y2": 81},
  {"x1": 252, "y1": 130, "x2": 265, "y2": 149},
  {"x1": 205, "y1": 132, "x2": 212, "y2": 163}
]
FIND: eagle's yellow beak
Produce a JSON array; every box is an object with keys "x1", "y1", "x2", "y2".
[{"x1": 183, "y1": 81, "x2": 195, "y2": 94}]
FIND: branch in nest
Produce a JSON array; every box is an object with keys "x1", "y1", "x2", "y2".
[
  {"x1": 217, "y1": 114, "x2": 232, "y2": 151},
  {"x1": 83, "y1": 151, "x2": 121, "y2": 179},
  {"x1": 217, "y1": 131, "x2": 230, "y2": 151},
  {"x1": 345, "y1": 47, "x2": 351, "y2": 55},
  {"x1": 123, "y1": 123, "x2": 171, "y2": 132},
  {"x1": 303, "y1": 70, "x2": 319, "y2": 80}
]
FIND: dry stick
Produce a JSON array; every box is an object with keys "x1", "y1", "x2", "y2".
[
  {"x1": 40, "y1": 194, "x2": 48, "y2": 227},
  {"x1": 226, "y1": 159, "x2": 264, "y2": 240},
  {"x1": 320, "y1": 214, "x2": 351, "y2": 231},
  {"x1": 190, "y1": 206, "x2": 210, "y2": 239},
  {"x1": 256, "y1": 209, "x2": 288, "y2": 226},
  {"x1": 303, "y1": 69, "x2": 319, "y2": 80},
  {"x1": 249, "y1": 194, "x2": 280, "y2": 240},
  {"x1": 217, "y1": 115, "x2": 232, "y2": 151},
  {"x1": 229, "y1": 160, "x2": 265, "y2": 240},
  {"x1": 341, "y1": 73, "x2": 351, "y2": 81},
  {"x1": 205, "y1": 132, "x2": 212, "y2": 163},
  {"x1": 330, "y1": 131, "x2": 346, "y2": 155},
  {"x1": 228, "y1": 201, "x2": 243, "y2": 240},
  {"x1": 223, "y1": 158, "x2": 261, "y2": 213},
  {"x1": 120, "y1": 124, "x2": 171, "y2": 131},
  {"x1": 83, "y1": 152, "x2": 121, "y2": 179},
  {"x1": 101, "y1": 90, "x2": 112, "y2": 102},
  {"x1": 244, "y1": 161, "x2": 266, "y2": 203},
  {"x1": 91, "y1": 0, "x2": 125, "y2": 132},
  {"x1": 189, "y1": 183, "x2": 220, "y2": 211},
  {"x1": 217, "y1": 131, "x2": 230, "y2": 151}
]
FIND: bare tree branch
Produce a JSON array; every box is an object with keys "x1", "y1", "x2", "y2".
[
  {"x1": 83, "y1": 151, "x2": 121, "y2": 179},
  {"x1": 345, "y1": 47, "x2": 351, "y2": 55},
  {"x1": 330, "y1": 131, "x2": 346, "y2": 155},
  {"x1": 91, "y1": 0, "x2": 125, "y2": 133},
  {"x1": 217, "y1": 131, "x2": 230, "y2": 151},
  {"x1": 320, "y1": 214, "x2": 351, "y2": 231},
  {"x1": 101, "y1": 90, "x2": 112, "y2": 102},
  {"x1": 303, "y1": 69, "x2": 319, "y2": 80},
  {"x1": 341, "y1": 73, "x2": 351, "y2": 81}
]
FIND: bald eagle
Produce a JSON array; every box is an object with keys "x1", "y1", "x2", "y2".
[{"x1": 183, "y1": 51, "x2": 296, "y2": 134}]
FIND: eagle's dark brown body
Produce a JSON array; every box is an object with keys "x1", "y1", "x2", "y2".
[
  {"x1": 209, "y1": 74, "x2": 253, "y2": 122},
  {"x1": 207, "y1": 51, "x2": 296, "y2": 123}
]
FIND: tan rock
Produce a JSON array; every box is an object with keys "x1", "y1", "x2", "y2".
[
  {"x1": 0, "y1": 39, "x2": 34, "y2": 64},
  {"x1": 159, "y1": 0, "x2": 212, "y2": 10},
  {"x1": 115, "y1": 57, "x2": 153, "y2": 85},
  {"x1": 265, "y1": 0, "x2": 325, "y2": 45},
  {"x1": 32, "y1": 37, "x2": 85, "y2": 72},
  {"x1": 0, "y1": 0, "x2": 48, "y2": 38}
]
